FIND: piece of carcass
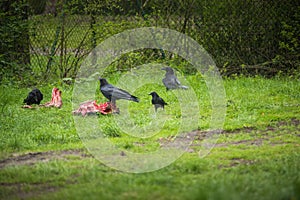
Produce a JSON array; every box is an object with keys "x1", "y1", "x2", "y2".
[
  {"x1": 72, "y1": 100, "x2": 112, "y2": 116},
  {"x1": 42, "y1": 88, "x2": 63, "y2": 108}
]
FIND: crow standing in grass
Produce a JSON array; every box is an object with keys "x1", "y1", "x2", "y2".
[
  {"x1": 162, "y1": 67, "x2": 188, "y2": 90},
  {"x1": 99, "y1": 78, "x2": 139, "y2": 104},
  {"x1": 23, "y1": 88, "x2": 43, "y2": 105},
  {"x1": 149, "y1": 92, "x2": 168, "y2": 112}
]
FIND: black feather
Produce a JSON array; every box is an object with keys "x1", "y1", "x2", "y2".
[
  {"x1": 162, "y1": 67, "x2": 188, "y2": 90},
  {"x1": 99, "y1": 78, "x2": 139, "y2": 103},
  {"x1": 149, "y1": 91, "x2": 168, "y2": 111},
  {"x1": 23, "y1": 89, "x2": 43, "y2": 105}
]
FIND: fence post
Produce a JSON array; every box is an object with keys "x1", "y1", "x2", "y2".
[
  {"x1": 90, "y1": 13, "x2": 97, "y2": 66},
  {"x1": 60, "y1": 0, "x2": 65, "y2": 77}
]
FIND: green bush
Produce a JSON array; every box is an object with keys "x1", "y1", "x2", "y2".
[{"x1": 1, "y1": 0, "x2": 299, "y2": 85}]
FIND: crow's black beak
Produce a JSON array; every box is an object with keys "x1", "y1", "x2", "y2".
[{"x1": 161, "y1": 67, "x2": 166, "y2": 70}]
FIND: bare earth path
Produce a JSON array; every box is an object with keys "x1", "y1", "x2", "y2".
[{"x1": 1, "y1": 119, "x2": 299, "y2": 168}]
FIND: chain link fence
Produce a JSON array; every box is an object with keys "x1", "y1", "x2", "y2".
[
  {"x1": 30, "y1": 14, "x2": 93, "y2": 78},
  {"x1": 28, "y1": 1, "x2": 150, "y2": 80},
  {"x1": 1, "y1": 0, "x2": 299, "y2": 83}
]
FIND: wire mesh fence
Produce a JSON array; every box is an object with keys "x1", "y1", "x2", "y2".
[
  {"x1": 1, "y1": 0, "x2": 299, "y2": 83},
  {"x1": 29, "y1": 14, "x2": 93, "y2": 77}
]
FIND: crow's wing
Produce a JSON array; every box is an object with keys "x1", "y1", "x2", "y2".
[
  {"x1": 38, "y1": 91, "x2": 43, "y2": 102},
  {"x1": 152, "y1": 94, "x2": 167, "y2": 106},
  {"x1": 174, "y1": 76, "x2": 181, "y2": 86},
  {"x1": 175, "y1": 76, "x2": 188, "y2": 89},
  {"x1": 154, "y1": 97, "x2": 167, "y2": 111},
  {"x1": 35, "y1": 90, "x2": 43, "y2": 104},
  {"x1": 100, "y1": 84, "x2": 114, "y2": 100},
  {"x1": 101, "y1": 84, "x2": 139, "y2": 102},
  {"x1": 24, "y1": 91, "x2": 36, "y2": 105},
  {"x1": 113, "y1": 87, "x2": 132, "y2": 99},
  {"x1": 163, "y1": 74, "x2": 180, "y2": 89},
  {"x1": 159, "y1": 97, "x2": 168, "y2": 105}
]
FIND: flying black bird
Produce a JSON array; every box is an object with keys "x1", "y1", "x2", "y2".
[
  {"x1": 149, "y1": 91, "x2": 168, "y2": 112},
  {"x1": 99, "y1": 78, "x2": 139, "y2": 104},
  {"x1": 23, "y1": 88, "x2": 43, "y2": 105},
  {"x1": 162, "y1": 67, "x2": 188, "y2": 90}
]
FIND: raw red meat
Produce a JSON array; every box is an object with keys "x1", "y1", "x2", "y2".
[
  {"x1": 42, "y1": 88, "x2": 63, "y2": 108},
  {"x1": 72, "y1": 100, "x2": 113, "y2": 116},
  {"x1": 22, "y1": 87, "x2": 62, "y2": 109}
]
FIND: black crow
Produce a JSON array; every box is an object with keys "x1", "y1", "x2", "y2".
[
  {"x1": 162, "y1": 67, "x2": 188, "y2": 90},
  {"x1": 99, "y1": 78, "x2": 139, "y2": 103},
  {"x1": 149, "y1": 91, "x2": 168, "y2": 112},
  {"x1": 23, "y1": 88, "x2": 43, "y2": 105}
]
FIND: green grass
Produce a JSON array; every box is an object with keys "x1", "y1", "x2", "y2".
[{"x1": 0, "y1": 76, "x2": 299, "y2": 199}]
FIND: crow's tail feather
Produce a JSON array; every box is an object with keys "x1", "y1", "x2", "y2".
[
  {"x1": 130, "y1": 95, "x2": 139, "y2": 102},
  {"x1": 179, "y1": 85, "x2": 189, "y2": 90}
]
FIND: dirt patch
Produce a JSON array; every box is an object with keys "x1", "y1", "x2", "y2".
[
  {"x1": 0, "y1": 149, "x2": 91, "y2": 169},
  {"x1": 1, "y1": 119, "x2": 299, "y2": 168},
  {"x1": 158, "y1": 118, "x2": 300, "y2": 151},
  {"x1": 277, "y1": 118, "x2": 300, "y2": 127},
  {"x1": 0, "y1": 182, "x2": 58, "y2": 200},
  {"x1": 212, "y1": 138, "x2": 264, "y2": 147},
  {"x1": 0, "y1": 150, "x2": 89, "y2": 199},
  {"x1": 218, "y1": 158, "x2": 256, "y2": 169},
  {"x1": 230, "y1": 157, "x2": 256, "y2": 166},
  {"x1": 222, "y1": 118, "x2": 300, "y2": 135},
  {"x1": 225, "y1": 127, "x2": 256, "y2": 134}
]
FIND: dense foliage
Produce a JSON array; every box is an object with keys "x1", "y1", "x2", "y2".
[
  {"x1": 0, "y1": 0, "x2": 31, "y2": 82},
  {"x1": 0, "y1": 0, "x2": 299, "y2": 84}
]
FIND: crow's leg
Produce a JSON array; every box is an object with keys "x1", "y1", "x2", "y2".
[{"x1": 111, "y1": 100, "x2": 120, "y2": 114}]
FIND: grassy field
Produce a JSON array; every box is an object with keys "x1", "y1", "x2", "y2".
[{"x1": 0, "y1": 76, "x2": 299, "y2": 199}]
